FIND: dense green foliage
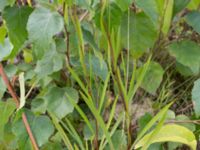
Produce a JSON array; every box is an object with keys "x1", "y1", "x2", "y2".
[{"x1": 1, "y1": 0, "x2": 200, "y2": 150}]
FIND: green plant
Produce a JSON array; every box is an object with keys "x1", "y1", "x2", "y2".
[{"x1": 1, "y1": 0, "x2": 200, "y2": 150}]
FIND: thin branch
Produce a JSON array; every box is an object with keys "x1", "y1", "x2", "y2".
[{"x1": 0, "y1": 63, "x2": 39, "y2": 150}]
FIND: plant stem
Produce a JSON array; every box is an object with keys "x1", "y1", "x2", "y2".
[
  {"x1": 0, "y1": 63, "x2": 39, "y2": 150},
  {"x1": 105, "y1": 27, "x2": 132, "y2": 149}
]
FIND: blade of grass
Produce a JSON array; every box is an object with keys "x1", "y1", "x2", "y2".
[
  {"x1": 142, "y1": 110, "x2": 167, "y2": 150},
  {"x1": 65, "y1": 93, "x2": 94, "y2": 134},
  {"x1": 130, "y1": 101, "x2": 174, "y2": 149},
  {"x1": 48, "y1": 111, "x2": 74, "y2": 150},
  {"x1": 99, "y1": 95, "x2": 119, "y2": 149},
  {"x1": 80, "y1": 91, "x2": 114, "y2": 149},
  {"x1": 98, "y1": 72, "x2": 110, "y2": 114},
  {"x1": 128, "y1": 56, "x2": 151, "y2": 103},
  {"x1": 63, "y1": 118, "x2": 85, "y2": 150},
  {"x1": 100, "y1": 112, "x2": 125, "y2": 149}
]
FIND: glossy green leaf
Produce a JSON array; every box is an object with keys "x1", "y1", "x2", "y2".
[
  {"x1": 3, "y1": 6, "x2": 33, "y2": 58},
  {"x1": 0, "y1": 99, "x2": 16, "y2": 140},
  {"x1": 45, "y1": 86, "x2": 79, "y2": 119},
  {"x1": 192, "y1": 79, "x2": 200, "y2": 117},
  {"x1": 0, "y1": 38, "x2": 13, "y2": 61},
  {"x1": 135, "y1": 124, "x2": 197, "y2": 150},
  {"x1": 139, "y1": 61, "x2": 164, "y2": 95},
  {"x1": 27, "y1": 7, "x2": 64, "y2": 59},
  {"x1": 121, "y1": 12, "x2": 157, "y2": 58},
  {"x1": 185, "y1": 11, "x2": 200, "y2": 34},
  {"x1": 168, "y1": 40, "x2": 200, "y2": 75},
  {"x1": 12, "y1": 110, "x2": 54, "y2": 148}
]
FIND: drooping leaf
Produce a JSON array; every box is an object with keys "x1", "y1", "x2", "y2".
[
  {"x1": 3, "y1": 6, "x2": 33, "y2": 58},
  {"x1": 168, "y1": 40, "x2": 200, "y2": 75},
  {"x1": 185, "y1": 11, "x2": 200, "y2": 34},
  {"x1": 45, "y1": 86, "x2": 79, "y2": 119},
  {"x1": 0, "y1": 38, "x2": 13, "y2": 61},
  {"x1": 12, "y1": 110, "x2": 54, "y2": 148},
  {"x1": 27, "y1": 7, "x2": 64, "y2": 59},
  {"x1": 0, "y1": 99, "x2": 16, "y2": 140},
  {"x1": 135, "y1": 124, "x2": 197, "y2": 150},
  {"x1": 135, "y1": 0, "x2": 159, "y2": 25},
  {"x1": 192, "y1": 79, "x2": 200, "y2": 117},
  {"x1": 139, "y1": 61, "x2": 164, "y2": 95},
  {"x1": 121, "y1": 12, "x2": 158, "y2": 58}
]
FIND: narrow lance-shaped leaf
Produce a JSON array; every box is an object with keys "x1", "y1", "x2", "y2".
[{"x1": 162, "y1": 0, "x2": 174, "y2": 36}]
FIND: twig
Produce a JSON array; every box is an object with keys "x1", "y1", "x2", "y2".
[
  {"x1": 0, "y1": 63, "x2": 39, "y2": 150},
  {"x1": 79, "y1": 10, "x2": 89, "y2": 22},
  {"x1": 166, "y1": 119, "x2": 200, "y2": 125}
]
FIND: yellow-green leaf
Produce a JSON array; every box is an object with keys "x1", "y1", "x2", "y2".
[{"x1": 135, "y1": 124, "x2": 197, "y2": 150}]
